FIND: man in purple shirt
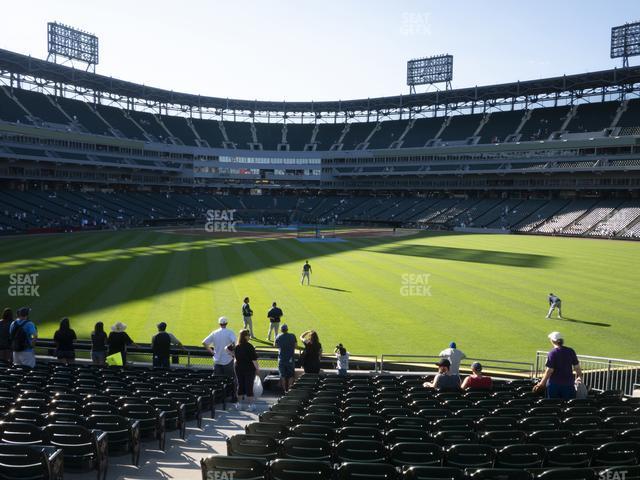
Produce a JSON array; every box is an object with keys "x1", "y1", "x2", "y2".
[{"x1": 535, "y1": 331, "x2": 582, "y2": 399}]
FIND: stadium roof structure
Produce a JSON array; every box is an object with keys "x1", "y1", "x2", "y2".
[{"x1": 1, "y1": 48, "x2": 640, "y2": 120}]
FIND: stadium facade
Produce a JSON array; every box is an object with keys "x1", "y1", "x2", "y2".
[{"x1": 1, "y1": 48, "x2": 640, "y2": 237}]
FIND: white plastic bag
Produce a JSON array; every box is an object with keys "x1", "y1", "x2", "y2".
[{"x1": 253, "y1": 375, "x2": 263, "y2": 398}]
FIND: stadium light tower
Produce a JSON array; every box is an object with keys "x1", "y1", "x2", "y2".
[
  {"x1": 611, "y1": 21, "x2": 640, "y2": 68},
  {"x1": 406, "y1": 54, "x2": 453, "y2": 94},
  {"x1": 47, "y1": 22, "x2": 99, "y2": 72}
]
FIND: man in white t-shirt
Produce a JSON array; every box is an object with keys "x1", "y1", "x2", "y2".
[
  {"x1": 202, "y1": 316, "x2": 237, "y2": 403},
  {"x1": 439, "y1": 341, "x2": 466, "y2": 377}
]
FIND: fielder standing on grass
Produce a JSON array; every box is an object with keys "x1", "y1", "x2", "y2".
[
  {"x1": 301, "y1": 260, "x2": 312, "y2": 286},
  {"x1": 546, "y1": 293, "x2": 563, "y2": 319},
  {"x1": 267, "y1": 302, "x2": 284, "y2": 344},
  {"x1": 242, "y1": 297, "x2": 254, "y2": 338}
]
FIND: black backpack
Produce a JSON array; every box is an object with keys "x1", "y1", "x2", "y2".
[{"x1": 10, "y1": 321, "x2": 30, "y2": 352}]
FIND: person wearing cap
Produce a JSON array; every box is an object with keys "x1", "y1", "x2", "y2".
[
  {"x1": 546, "y1": 293, "x2": 563, "y2": 319},
  {"x1": 9, "y1": 307, "x2": 37, "y2": 368},
  {"x1": 535, "y1": 331, "x2": 582, "y2": 399},
  {"x1": 439, "y1": 342, "x2": 466, "y2": 378},
  {"x1": 108, "y1": 322, "x2": 136, "y2": 365},
  {"x1": 461, "y1": 362, "x2": 493, "y2": 390},
  {"x1": 275, "y1": 324, "x2": 297, "y2": 392},
  {"x1": 424, "y1": 358, "x2": 461, "y2": 391},
  {"x1": 202, "y1": 316, "x2": 238, "y2": 403},
  {"x1": 267, "y1": 302, "x2": 284, "y2": 345},
  {"x1": 151, "y1": 322, "x2": 183, "y2": 369}
]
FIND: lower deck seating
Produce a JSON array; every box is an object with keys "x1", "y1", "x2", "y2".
[{"x1": 205, "y1": 373, "x2": 640, "y2": 480}]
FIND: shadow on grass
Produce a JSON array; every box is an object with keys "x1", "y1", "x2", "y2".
[
  {"x1": 310, "y1": 285, "x2": 351, "y2": 293},
  {"x1": 555, "y1": 316, "x2": 611, "y2": 328},
  {"x1": 370, "y1": 243, "x2": 554, "y2": 268}
]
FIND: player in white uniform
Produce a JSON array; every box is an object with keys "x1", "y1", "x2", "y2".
[
  {"x1": 301, "y1": 260, "x2": 312, "y2": 285},
  {"x1": 546, "y1": 293, "x2": 563, "y2": 319}
]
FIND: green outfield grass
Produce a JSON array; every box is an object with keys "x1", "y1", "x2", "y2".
[{"x1": 0, "y1": 228, "x2": 639, "y2": 363}]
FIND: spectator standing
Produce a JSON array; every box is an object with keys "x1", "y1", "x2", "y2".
[
  {"x1": 267, "y1": 302, "x2": 283, "y2": 344},
  {"x1": 108, "y1": 322, "x2": 135, "y2": 365},
  {"x1": 151, "y1": 322, "x2": 183, "y2": 369},
  {"x1": 91, "y1": 321, "x2": 108, "y2": 365},
  {"x1": 0, "y1": 308, "x2": 13, "y2": 362},
  {"x1": 439, "y1": 341, "x2": 466, "y2": 377},
  {"x1": 461, "y1": 362, "x2": 493, "y2": 390},
  {"x1": 335, "y1": 343, "x2": 349, "y2": 376},
  {"x1": 234, "y1": 329, "x2": 260, "y2": 411},
  {"x1": 535, "y1": 331, "x2": 582, "y2": 399},
  {"x1": 299, "y1": 329, "x2": 322, "y2": 374},
  {"x1": 242, "y1": 297, "x2": 254, "y2": 338},
  {"x1": 10, "y1": 307, "x2": 37, "y2": 368},
  {"x1": 202, "y1": 316, "x2": 238, "y2": 403},
  {"x1": 53, "y1": 317, "x2": 77, "y2": 365},
  {"x1": 423, "y1": 359, "x2": 461, "y2": 391},
  {"x1": 275, "y1": 324, "x2": 297, "y2": 392}
]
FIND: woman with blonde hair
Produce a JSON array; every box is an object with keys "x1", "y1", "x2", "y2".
[{"x1": 234, "y1": 329, "x2": 260, "y2": 411}]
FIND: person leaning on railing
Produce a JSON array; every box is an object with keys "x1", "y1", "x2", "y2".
[{"x1": 534, "y1": 331, "x2": 582, "y2": 400}]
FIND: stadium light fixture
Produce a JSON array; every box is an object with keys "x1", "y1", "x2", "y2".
[
  {"x1": 407, "y1": 54, "x2": 453, "y2": 94},
  {"x1": 611, "y1": 21, "x2": 640, "y2": 68},
  {"x1": 47, "y1": 22, "x2": 99, "y2": 72}
]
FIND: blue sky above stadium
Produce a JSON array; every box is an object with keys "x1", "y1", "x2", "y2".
[{"x1": 2, "y1": 0, "x2": 638, "y2": 101}]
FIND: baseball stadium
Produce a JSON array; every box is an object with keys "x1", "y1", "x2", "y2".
[{"x1": 1, "y1": 3, "x2": 640, "y2": 480}]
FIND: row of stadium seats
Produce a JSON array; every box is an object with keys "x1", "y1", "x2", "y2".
[
  {"x1": 2, "y1": 86, "x2": 640, "y2": 150},
  {"x1": 0, "y1": 360, "x2": 230, "y2": 478},
  {"x1": 2, "y1": 191, "x2": 640, "y2": 238},
  {"x1": 203, "y1": 374, "x2": 640, "y2": 480}
]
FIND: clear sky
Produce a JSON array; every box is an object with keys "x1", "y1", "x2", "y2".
[{"x1": 1, "y1": 1, "x2": 638, "y2": 101}]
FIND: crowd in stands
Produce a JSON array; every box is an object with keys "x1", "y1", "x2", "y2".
[{"x1": 0, "y1": 303, "x2": 586, "y2": 408}]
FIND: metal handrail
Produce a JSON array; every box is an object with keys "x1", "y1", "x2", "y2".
[
  {"x1": 380, "y1": 354, "x2": 535, "y2": 378},
  {"x1": 534, "y1": 350, "x2": 640, "y2": 397}
]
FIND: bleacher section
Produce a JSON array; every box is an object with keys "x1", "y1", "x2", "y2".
[
  {"x1": 340, "y1": 122, "x2": 376, "y2": 150},
  {"x1": 191, "y1": 118, "x2": 225, "y2": 148},
  {"x1": 2, "y1": 193, "x2": 640, "y2": 240},
  {"x1": 565, "y1": 101, "x2": 619, "y2": 133},
  {"x1": 315, "y1": 124, "x2": 346, "y2": 151},
  {"x1": 56, "y1": 96, "x2": 112, "y2": 136},
  {"x1": 518, "y1": 106, "x2": 571, "y2": 141},
  {"x1": 479, "y1": 110, "x2": 524, "y2": 144},
  {"x1": 616, "y1": 98, "x2": 640, "y2": 130},
  {"x1": 401, "y1": 117, "x2": 445, "y2": 148},
  {"x1": 94, "y1": 104, "x2": 146, "y2": 139},
  {"x1": 1, "y1": 85, "x2": 638, "y2": 152},
  {"x1": 12, "y1": 88, "x2": 70, "y2": 125},
  {"x1": 255, "y1": 123, "x2": 284, "y2": 150},
  {"x1": 0, "y1": 86, "x2": 31, "y2": 123},
  {"x1": 439, "y1": 113, "x2": 484, "y2": 143},
  {"x1": 161, "y1": 115, "x2": 199, "y2": 146},
  {"x1": 205, "y1": 373, "x2": 640, "y2": 480},
  {"x1": 223, "y1": 121, "x2": 254, "y2": 149},
  {"x1": 285, "y1": 124, "x2": 315, "y2": 151},
  {"x1": 367, "y1": 120, "x2": 408, "y2": 149},
  {"x1": 534, "y1": 200, "x2": 599, "y2": 234}
]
